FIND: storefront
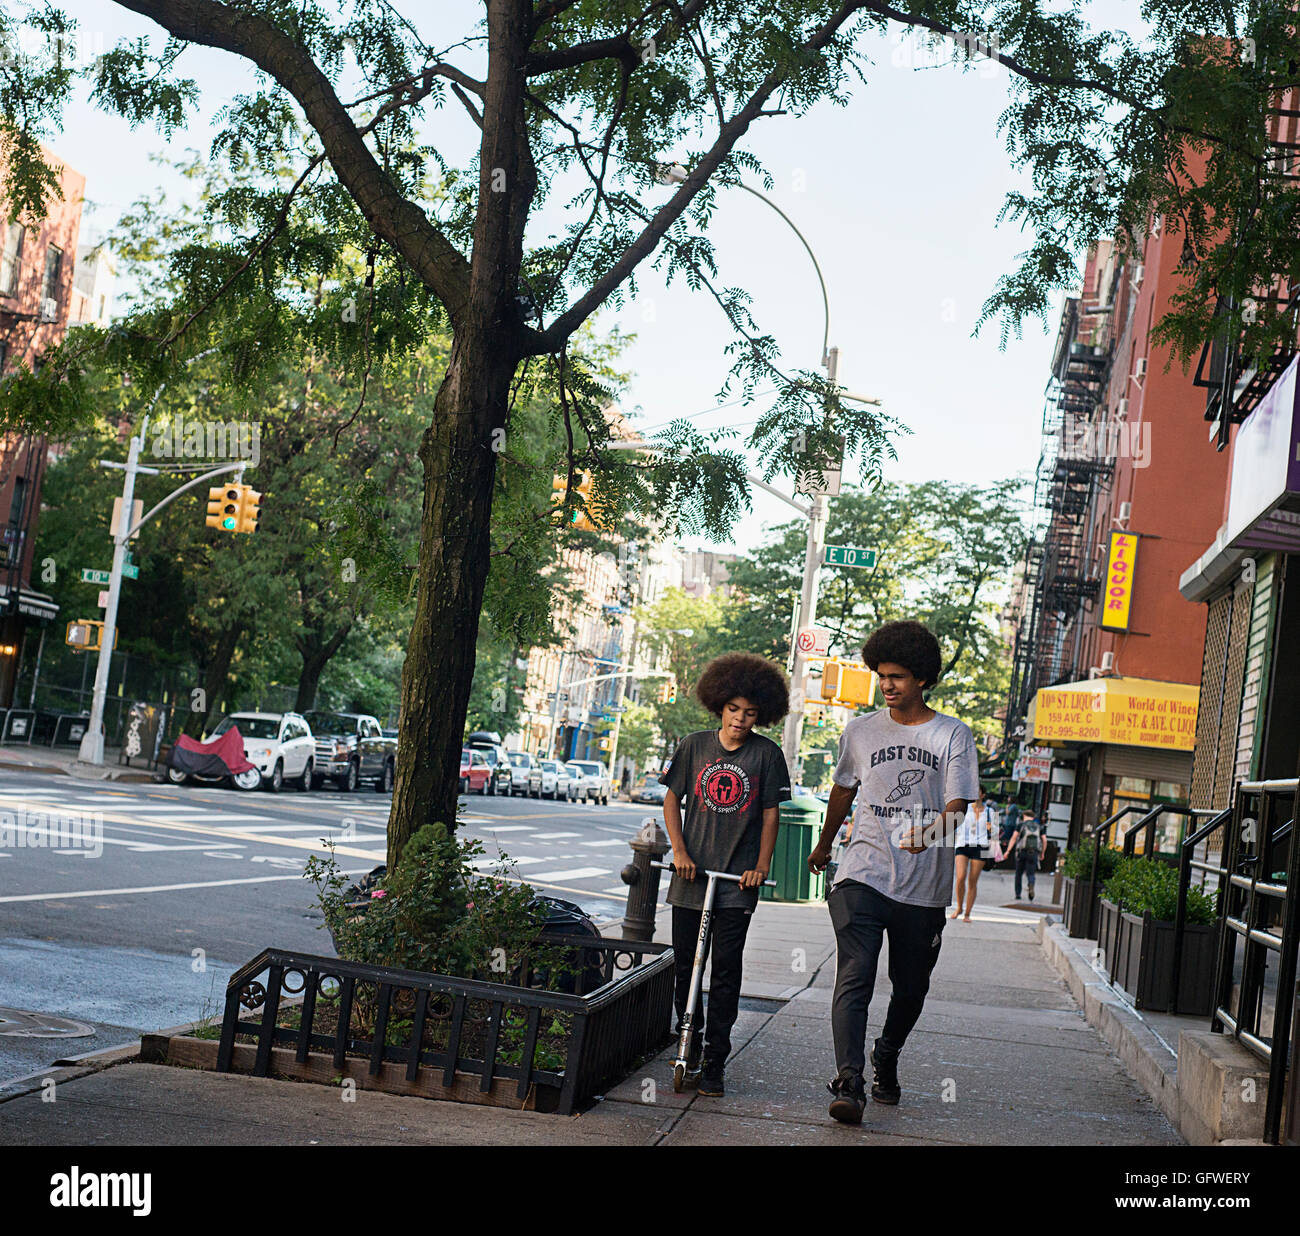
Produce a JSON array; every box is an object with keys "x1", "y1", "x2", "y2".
[{"x1": 1028, "y1": 676, "x2": 1199, "y2": 848}]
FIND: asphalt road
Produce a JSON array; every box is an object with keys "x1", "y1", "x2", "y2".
[{"x1": 0, "y1": 769, "x2": 665, "y2": 1087}]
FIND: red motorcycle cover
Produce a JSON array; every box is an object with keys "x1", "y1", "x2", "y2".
[{"x1": 168, "y1": 727, "x2": 257, "y2": 777}]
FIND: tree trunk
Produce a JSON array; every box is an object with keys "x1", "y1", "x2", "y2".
[
  {"x1": 386, "y1": 0, "x2": 537, "y2": 872},
  {"x1": 388, "y1": 344, "x2": 514, "y2": 868},
  {"x1": 295, "y1": 620, "x2": 352, "y2": 713},
  {"x1": 184, "y1": 622, "x2": 245, "y2": 738}
]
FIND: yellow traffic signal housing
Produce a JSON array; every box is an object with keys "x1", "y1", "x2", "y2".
[
  {"x1": 666, "y1": 677, "x2": 677, "y2": 704},
  {"x1": 207, "y1": 485, "x2": 241, "y2": 533},
  {"x1": 65, "y1": 620, "x2": 116, "y2": 652},
  {"x1": 236, "y1": 486, "x2": 262, "y2": 534},
  {"x1": 820, "y1": 660, "x2": 842, "y2": 701},
  {"x1": 550, "y1": 471, "x2": 599, "y2": 532},
  {"x1": 656, "y1": 681, "x2": 670, "y2": 704},
  {"x1": 818, "y1": 660, "x2": 877, "y2": 708}
]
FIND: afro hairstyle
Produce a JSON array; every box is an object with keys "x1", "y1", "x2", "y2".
[
  {"x1": 860, "y1": 620, "x2": 943, "y2": 689},
  {"x1": 694, "y1": 652, "x2": 790, "y2": 728}
]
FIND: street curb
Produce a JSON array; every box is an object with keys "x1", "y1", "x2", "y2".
[{"x1": 0, "y1": 755, "x2": 156, "y2": 783}]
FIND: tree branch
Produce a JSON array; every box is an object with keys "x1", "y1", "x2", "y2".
[{"x1": 113, "y1": 0, "x2": 474, "y2": 324}]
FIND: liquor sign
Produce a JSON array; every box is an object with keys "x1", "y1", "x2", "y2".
[{"x1": 1101, "y1": 531, "x2": 1139, "y2": 631}]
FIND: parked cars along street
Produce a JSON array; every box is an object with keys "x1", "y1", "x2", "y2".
[
  {"x1": 506, "y1": 750, "x2": 536, "y2": 796},
  {"x1": 465, "y1": 731, "x2": 513, "y2": 795},
  {"x1": 529, "y1": 758, "x2": 565, "y2": 799},
  {"x1": 459, "y1": 747, "x2": 492, "y2": 794},
  {"x1": 206, "y1": 711, "x2": 315, "y2": 792},
  {"x1": 633, "y1": 773, "x2": 668, "y2": 805},
  {"x1": 564, "y1": 762, "x2": 588, "y2": 802},
  {"x1": 568, "y1": 759, "x2": 612, "y2": 805},
  {"x1": 304, "y1": 711, "x2": 397, "y2": 793}
]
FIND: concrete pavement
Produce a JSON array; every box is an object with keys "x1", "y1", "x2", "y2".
[{"x1": 0, "y1": 869, "x2": 1181, "y2": 1145}]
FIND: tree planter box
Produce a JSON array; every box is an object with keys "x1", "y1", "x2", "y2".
[
  {"x1": 1061, "y1": 876, "x2": 1099, "y2": 939},
  {"x1": 1097, "y1": 898, "x2": 1218, "y2": 1014},
  {"x1": 215, "y1": 940, "x2": 674, "y2": 1115}
]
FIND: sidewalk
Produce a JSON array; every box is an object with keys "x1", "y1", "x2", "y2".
[
  {"x1": 0, "y1": 871, "x2": 1181, "y2": 1145},
  {"x1": 0, "y1": 742, "x2": 156, "y2": 782}
]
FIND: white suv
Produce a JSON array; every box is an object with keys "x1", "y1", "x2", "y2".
[
  {"x1": 209, "y1": 711, "x2": 315, "y2": 793},
  {"x1": 506, "y1": 750, "x2": 536, "y2": 797},
  {"x1": 568, "y1": 759, "x2": 612, "y2": 806}
]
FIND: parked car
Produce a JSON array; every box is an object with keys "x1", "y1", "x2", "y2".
[
  {"x1": 633, "y1": 774, "x2": 668, "y2": 805},
  {"x1": 207, "y1": 711, "x2": 315, "y2": 792},
  {"x1": 303, "y1": 711, "x2": 397, "y2": 793},
  {"x1": 459, "y1": 747, "x2": 492, "y2": 795},
  {"x1": 563, "y1": 762, "x2": 587, "y2": 802},
  {"x1": 465, "y1": 732, "x2": 512, "y2": 795},
  {"x1": 506, "y1": 750, "x2": 536, "y2": 796},
  {"x1": 529, "y1": 758, "x2": 565, "y2": 799},
  {"x1": 568, "y1": 759, "x2": 612, "y2": 805}
]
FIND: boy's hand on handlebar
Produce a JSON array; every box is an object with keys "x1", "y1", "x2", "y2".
[
  {"x1": 673, "y1": 852, "x2": 696, "y2": 882},
  {"x1": 738, "y1": 867, "x2": 768, "y2": 889},
  {"x1": 808, "y1": 843, "x2": 832, "y2": 873}
]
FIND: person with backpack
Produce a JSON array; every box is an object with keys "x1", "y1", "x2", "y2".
[{"x1": 1005, "y1": 811, "x2": 1044, "y2": 901}]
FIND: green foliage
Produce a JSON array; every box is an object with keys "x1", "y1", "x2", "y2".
[
  {"x1": 305, "y1": 823, "x2": 569, "y2": 982},
  {"x1": 1061, "y1": 844, "x2": 1121, "y2": 882},
  {"x1": 1100, "y1": 855, "x2": 1216, "y2": 925}
]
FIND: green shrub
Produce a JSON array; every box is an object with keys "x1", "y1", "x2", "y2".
[
  {"x1": 1100, "y1": 856, "x2": 1216, "y2": 925},
  {"x1": 1061, "y1": 844, "x2": 1121, "y2": 881},
  {"x1": 304, "y1": 823, "x2": 572, "y2": 984}
]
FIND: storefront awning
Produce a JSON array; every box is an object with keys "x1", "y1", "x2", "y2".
[
  {"x1": 1028, "y1": 677, "x2": 1198, "y2": 751},
  {"x1": 0, "y1": 584, "x2": 59, "y2": 622}
]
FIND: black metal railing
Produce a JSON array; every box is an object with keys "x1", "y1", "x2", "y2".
[
  {"x1": 1170, "y1": 806, "x2": 1233, "y2": 1014},
  {"x1": 216, "y1": 938, "x2": 675, "y2": 1115},
  {"x1": 1210, "y1": 777, "x2": 1299, "y2": 1145},
  {"x1": 1087, "y1": 804, "x2": 1148, "y2": 890},
  {"x1": 1117, "y1": 802, "x2": 1194, "y2": 862}
]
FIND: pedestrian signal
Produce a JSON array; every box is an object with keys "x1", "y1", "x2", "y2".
[{"x1": 65, "y1": 620, "x2": 115, "y2": 652}]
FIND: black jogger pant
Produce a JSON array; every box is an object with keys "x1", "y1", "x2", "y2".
[
  {"x1": 828, "y1": 880, "x2": 947, "y2": 1077},
  {"x1": 671, "y1": 904, "x2": 753, "y2": 1065}
]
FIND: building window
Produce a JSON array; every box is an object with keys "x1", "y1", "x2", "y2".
[
  {"x1": 0, "y1": 222, "x2": 22, "y2": 297},
  {"x1": 41, "y1": 244, "x2": 64, "y2": 309}
]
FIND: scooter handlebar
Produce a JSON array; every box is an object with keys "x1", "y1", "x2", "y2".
[{"x1": 651, "y1": 860, "x2": 776, "y2": 888}]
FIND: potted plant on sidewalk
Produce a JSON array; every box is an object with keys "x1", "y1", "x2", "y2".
[
  {"x1": 1097, "y1": 856, "x2": 1218, "y2": 1013},
  {"x1": 1060, "y1": 843, "x2": 1120, "y2": 939}
]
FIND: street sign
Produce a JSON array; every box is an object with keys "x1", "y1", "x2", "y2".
[
  {"x1": 824, "y1": 545, "x2": 877, "y2": 569},
  {"x1": 81, "y1": 569, "x2": 110, "y2": 585},
  {"x1": 121, "y1": 563, "x2": 139, "y2": 579},
  {"x1": 795, "y1": 625, "x2": 831, "y2": 656},
  {"x1": 97, "y1": 591, "x2": 110, "y2": 608}
]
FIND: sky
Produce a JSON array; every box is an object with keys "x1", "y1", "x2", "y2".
[{"x1": 36, "y1": 0, "x2": 1146, "y2": 558}]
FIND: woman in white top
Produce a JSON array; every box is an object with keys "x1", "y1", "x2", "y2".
[{"x1": 950, "y1": 792, "x2": 992, "y2": 922}]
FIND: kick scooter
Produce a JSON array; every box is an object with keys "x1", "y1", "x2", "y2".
[{"x1": 652, "y1": 861, "x2": 776, "y2": 1092}]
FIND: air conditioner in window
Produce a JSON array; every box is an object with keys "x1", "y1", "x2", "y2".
[
  {"x1": 1115, "y1": 397, "x2": 1129, "y2": 420},
  {"x1": 39, "y1": 297, "x2": 58, "y2": 322},
  {"x1": 1118, "y1": 501, "x2": 1131, "y2": 523},
  {"x1": 1130, "y1": 263, "x2": 1144, "y2": 288},
  {"x1": 1131, "y1": 356, "x2": 1147, "y2": 384},
  {"x1": 1101, "y1": 650, "x2": 1115, "y2": 672}
]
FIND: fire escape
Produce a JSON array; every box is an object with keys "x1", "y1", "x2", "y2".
[{"x1": 1005, "y1": 296, "x2": 1113, "y2": 747}]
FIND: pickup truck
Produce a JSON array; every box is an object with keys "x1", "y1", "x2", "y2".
[{"x1": 303, "y1": 711, "x2": 397, "y2": 793}]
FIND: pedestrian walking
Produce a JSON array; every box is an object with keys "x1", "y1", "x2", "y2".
[
  {"x1": 807, "y1": 621, "x2": 979, "y2": 1123},
  {"x1": 950, "y1": 793, "x2": 993, "y2": 922},
  {"x1": 659, "y1": 652, "x2": 793, "y2": 1098},
  {"x1": 1005, "y1": 811, "x2": 1045, "y2": 901}
]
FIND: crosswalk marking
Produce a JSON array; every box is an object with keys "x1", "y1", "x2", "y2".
[
  {"x1": 475, "y1": 824, "x2": 534, "y2": 832},
  {"x1": 580, "y1": 838, "x2": 629, "y2": 847},
  {"x1": 525, "y1": 866, "x2": 610, "y2": 882},
  {"x1": 529, "y1": 831, "x2": 580, "y2": 840}
]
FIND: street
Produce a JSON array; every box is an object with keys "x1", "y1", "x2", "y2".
[{"x1": 0, "y1": 770, "x2": 661, "y2": 1087}]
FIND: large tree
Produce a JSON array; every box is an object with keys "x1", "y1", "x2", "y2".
[{"x1": 4, "y1": 1, "x2": 1297, "y2": 867}]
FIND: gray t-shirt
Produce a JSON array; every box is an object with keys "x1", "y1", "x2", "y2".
[
  {"x1": 660, "y1": 729, "x2": 792, "y2": 911},
  {"x1": 830, "y1": 708, "x2": 980, "y2": 907}
]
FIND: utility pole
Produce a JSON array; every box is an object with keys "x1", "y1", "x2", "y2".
[
  {"x1": 781, "y1": 346, "x2": 838, "y2": 779},
  {"x1": 606, "y1": 542, "x2": 645, "y2": 783}
]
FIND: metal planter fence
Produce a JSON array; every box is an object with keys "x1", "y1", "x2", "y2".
[{"x1": 216, "y1": 939, "x2": 674, "y2": 1115}]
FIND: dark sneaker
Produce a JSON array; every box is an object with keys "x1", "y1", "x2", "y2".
[
  {"x1": 827, "y1": 1070, "x2": 866, "y2": 1124},
  {"x1": 870, "y1": 1042, "x2": 901, "y2": 1105},
  {"x1": 1028, "y1": 888, "x2": 1034, "y2": 901},
  {"x1": 698, "y1": 1061, "x2": 725, "y2": 1097}
]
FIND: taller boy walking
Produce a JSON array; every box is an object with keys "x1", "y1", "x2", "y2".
[
  {"x1": 808, "y1": 621, "x2": 979, "y2": 1122},
  {"x1": 660, "y1": 652, "x2": 792, "y2": 1097}
]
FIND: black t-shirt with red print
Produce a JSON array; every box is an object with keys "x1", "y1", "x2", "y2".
[{"x1": 660, "y1": 729, "x2": 792, "y2": 911}]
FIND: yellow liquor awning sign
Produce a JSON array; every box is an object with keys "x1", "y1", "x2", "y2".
[
  {"x1": 1030, "y1": 677, "x2": 1198, "y2": 751},
  {"x1": 1101, "y1": 530, "x2": 1139, "y2": 631}
]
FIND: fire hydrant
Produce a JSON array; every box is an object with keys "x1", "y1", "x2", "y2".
[{"x1": 621, "y1": 816, "x2": 670, "y2": 942}]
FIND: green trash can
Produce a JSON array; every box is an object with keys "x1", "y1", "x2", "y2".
[{"x1": 761, "y1": 792, "x2": 827, "y2": 902}]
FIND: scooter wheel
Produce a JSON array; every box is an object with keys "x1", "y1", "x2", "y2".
[{"x1": 672, "y1": 1062, "x2": 686, "y2": 1094}]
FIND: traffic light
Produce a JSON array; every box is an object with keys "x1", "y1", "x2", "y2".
[
  {"x1": 65, "y1": 620, "x2": 116, "y2": 652},
  {"x1": 207, "y1": 485, "x2": 241, "y2": 533},
  {"x1": 656, "y1": 681, "x2": 670, "y2": 704},
  {"x1": 235, "y1": 486, "x2": 262, "y2": 534},
  {"x1": 667, "y1": 677, "x2": 677, "y2": 704},
  {"x1": 820, "y1": 660, "x2": 842, "y2": 701},
  {"x1": 551, "y1": 471, "x2": 598, "y2": 532},
  {"x1": 598, "y1": 735, "x2": 611, "y2": 751},
  {"x1": 818, "y1": 660, "x2": 877, "y2": 708}
]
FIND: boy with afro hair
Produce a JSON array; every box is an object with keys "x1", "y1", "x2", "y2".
[
  {"x1": 807, "y1": 621, "x2": 979, "y2": 1122},
  {"x1": 659, "y1": 651, "x2": 793, "y2": 1097}
]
